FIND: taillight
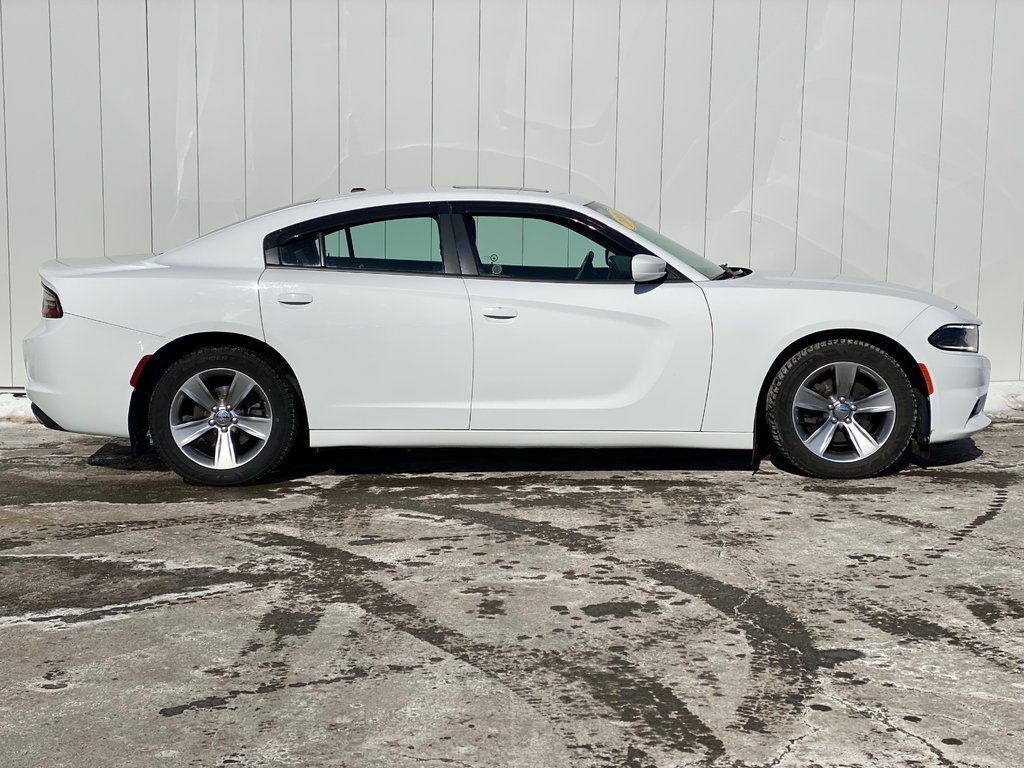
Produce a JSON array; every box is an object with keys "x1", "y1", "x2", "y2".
[{"x1": 42, "y1": 285, "x2": 63, "y2": 318}]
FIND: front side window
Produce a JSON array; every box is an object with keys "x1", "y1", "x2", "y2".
[
  {"x1": 464, "y1": 214, "x2": 634, "y2": 281},
  {"x1": 274, "y1": 215, "x2": 443, "y2": 274}
]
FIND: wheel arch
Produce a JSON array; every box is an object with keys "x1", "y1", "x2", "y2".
[
  {"x1": 128, "y1": 332, "x2": 308, "y2": 455},
  {"x1": 752, "y1": 329, "x2": 931, "y2": 460}
]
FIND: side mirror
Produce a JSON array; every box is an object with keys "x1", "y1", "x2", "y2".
[{"x1": 631, "y1": 253, "x2": 667, "y2": 283}]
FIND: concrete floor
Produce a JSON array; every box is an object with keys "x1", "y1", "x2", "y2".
[{"x1": 0, "y1": 423, "x2": 1021, "y2": 768}]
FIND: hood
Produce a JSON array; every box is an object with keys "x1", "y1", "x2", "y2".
[{"x1": 735, "y1": 271, "x2": 962, "y2": 314}]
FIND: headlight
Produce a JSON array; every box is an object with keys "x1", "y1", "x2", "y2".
[{"x1": 928, "y1": 324, "x2": 979, "y2": 353}]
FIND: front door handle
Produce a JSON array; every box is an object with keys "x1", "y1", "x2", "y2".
[
  {"x1": 482, "y1": 307, "x2": 518, "y2": 320},
  {"x1": 278, "y1": 293, "x2": 313, "y2": 306}
]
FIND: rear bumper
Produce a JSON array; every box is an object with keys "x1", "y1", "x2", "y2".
[
  {"x1": 31, "y1": 403, "x2": 66, "y2": 431},
  {"x1": 23, "y1": 314, "x2": 165, "y2": 438}
]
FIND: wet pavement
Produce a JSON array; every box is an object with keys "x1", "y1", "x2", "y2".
[{"x1": 0, "y1": 423, "x2": 1021, "y2": 768}]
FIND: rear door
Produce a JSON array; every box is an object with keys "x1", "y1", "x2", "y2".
[{"x1": 259, "y1": 203, "x2": 473, "y2": 431}]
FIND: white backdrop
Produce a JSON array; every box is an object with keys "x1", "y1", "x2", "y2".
[{"x1": 1, "y1": 0, "x2": 1022, "y2": 388}]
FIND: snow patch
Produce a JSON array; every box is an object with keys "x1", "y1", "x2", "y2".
[
  {"x1": 986, "y1": 381, "x2": 1024, "y2": 419},
  {"x1": 0, "y1": 393, "x2": 36, "y2": 426}
]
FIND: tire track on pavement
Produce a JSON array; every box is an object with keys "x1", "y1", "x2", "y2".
[{"x1": 229, "y1": 531, "x2": 729, "y2": 764}]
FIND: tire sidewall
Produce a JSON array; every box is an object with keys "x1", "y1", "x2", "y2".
[
  {"x1": 149, "y1": 348, "x2": 297, "y2": 485},
  {"x1": 767, "y1": 341, "x2": 917, "y2": 479}
]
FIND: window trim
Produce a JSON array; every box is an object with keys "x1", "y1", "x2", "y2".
[
  {"x1": 263, "y1": 202, "x2": 461, "y2": 277},
  {"x1": 448, "y1": 201, "x2": 686, "y2": 283}
]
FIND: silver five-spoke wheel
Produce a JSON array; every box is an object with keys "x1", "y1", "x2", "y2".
[
  {"x1": 791, "y1": 361, "x2": 897, "y2": 463},
  {"x1": 169, "y1": 368, "x2": 273, "y2": 470},
  {"x1": 150, "y1": 346, "x2": 298, "y2": 485},
  {"x1": 767, "y1": 339, "x2": 917, "y2": 479}
]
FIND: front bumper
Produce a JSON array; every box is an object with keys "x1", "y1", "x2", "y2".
[
  {"x1": 926, "y1": 350, "x2": 991, "y2": 444},
  {"x1": 899, "y1": 304, "x2": 992, "y2": 446}
]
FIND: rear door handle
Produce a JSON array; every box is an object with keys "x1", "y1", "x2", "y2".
[
  {"x1": 278, "y1": 293, "x2": 313, "y2": 306},
  {"x1": 482, "y1": 307, "x2": 518, "y2": 320}
]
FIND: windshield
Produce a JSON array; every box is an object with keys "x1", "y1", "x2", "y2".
[{"x1": 586, "y1": 202, "x2": 726, "y2": 280}]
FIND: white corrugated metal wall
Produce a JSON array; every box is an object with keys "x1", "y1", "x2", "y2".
[{"x1": 1, "y1": 0, "x2": 1022, "y2": 387}]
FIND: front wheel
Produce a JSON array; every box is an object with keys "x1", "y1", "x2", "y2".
[
  {"x1": 765, "y1": 340, "x2": 917, "y2": 479},
  {"x1": 149, "y1": 347, "x2": 299, "y2": 485}
]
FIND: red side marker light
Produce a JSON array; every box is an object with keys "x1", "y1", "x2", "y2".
[
  {"x1": 918, "y1": 363, "x2": 934, "y2": 395},
  {"x1": 130, "y1": 355, "x2": 152, "y2": 388}
]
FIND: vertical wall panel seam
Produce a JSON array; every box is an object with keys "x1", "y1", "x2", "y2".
[
  {"x1": 977, "y1": 0, "x2": 996, "y2": 318},
  {"x1": 566, "y1": 0, "x2": 574, "y2": 193},
  {"x1": 473, "y1": 0, "x2": 479, "y2": 184},
  {"x1": 884, "y1": 0, "x2": 904, "y2": 281},
  {"x1": 241, "y1": 0, "x2": 248, "y2": 216},
  {"x1": 0, "y1": 3, "x2": 11, "y2": 377},
  {"x1": 145, "y1": 0, "x2": 154, "y2": 254},
  {"x1": 611, "y1": 0, "x2": 621, "y2": 205},
  {"x1": 289, "y1": 0, "x2": 294, "y2": 203},
  {"x1": 47, "y1": 0, "x2": 57, "y2": 260},
  {"x1": 839, "y1": 0, "x2": 857, "y2": 274},
  {"x1": 746, "y1": 0, "x2": 763, "y2": 265},
  {"x1": 475, "y1": 0, "x2": 480, "y2": 187},
  {"x1": 384, "y1": 0, "x2": 387, "y2": 186},
  {"x1": 930, "y1": 0, "x2": 951, "y2": 293},
  {"x1": 656, "y1": 0, "x2": 667, "y2": 230},
  {"x1": 521, "y1": 0, "x2": 528, "y2": 187},
  {"x1": 429, "y1": 0, "x2": 434, "y2": 187},
  {"x1": 95, "y1": 0, "x2": 106, "y2": 255},
  {"x1": 336, "y1": 0, "x2": 341, "y2": 193},
  {"x1": 1004, "y1": 0, "x2": 1024, "y2": 379},
  {"x1": 702, "y1": 0, "x2": 715, "y2": 253},
  {"x1": 193, "y1": 0, "x2": 200, "y2": 233},
  {"x1": 793, "y1": 0, "x2": 810, "y2": 272}
]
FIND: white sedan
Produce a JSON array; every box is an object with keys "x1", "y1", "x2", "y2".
[{"x1": 23, "y1": 188, "x2": 990, "y2": 485}]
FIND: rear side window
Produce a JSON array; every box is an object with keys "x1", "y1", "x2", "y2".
[{"x1": 272, "y1": 215, "x2": 443, "y2": 274}]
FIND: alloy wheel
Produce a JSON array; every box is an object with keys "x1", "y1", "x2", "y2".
[
  {"x1": 168, "y1": 368, "x2": 274, "y2": 470},
  {"x1": 790, "y1": 361, "x2": 897, "y2": 464}
]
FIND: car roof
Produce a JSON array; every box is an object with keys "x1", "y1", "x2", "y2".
[
  {"x1": 153, "y1": 186, "x2": 626, "y2": 271},
  {"x1": 156, "y1": 187, "x2": 593, "y2": 255},
  {"x1": 319, "y1": 185, "x2": 595, "y2": 209}
]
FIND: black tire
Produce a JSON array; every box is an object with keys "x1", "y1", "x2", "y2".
[
  {"x1": 765, "y1": 339, "x2": 916, "y2": 479},
  {"x1": 149, "y1": 347, "x2": 299, "y2": 486}
]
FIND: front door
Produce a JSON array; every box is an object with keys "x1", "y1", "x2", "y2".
[{"x1": 454, "y1": 207, "x2": 713, "y2": 432}]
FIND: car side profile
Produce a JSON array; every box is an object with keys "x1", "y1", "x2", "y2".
[{"x1": 24, "y1": 188, "x2": 990, "y2": 485}]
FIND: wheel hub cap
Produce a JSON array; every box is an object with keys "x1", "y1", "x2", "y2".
[{"x1": 213, "y1": 409, "x2": 232, "y2": 427}]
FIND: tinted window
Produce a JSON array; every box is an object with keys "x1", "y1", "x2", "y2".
[
  {"x1": 275, "y1": 215, "x2": 443, "y2": 274},
  {"x1": 277, "y1": 232, "x2": 323, "y2": 267},
  {"x1": 467, "y1": 214, "x2": 634, "y2": 281}
]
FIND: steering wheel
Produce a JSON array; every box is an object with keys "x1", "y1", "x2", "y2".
[{"x1": 574, "y1": 250, "x2": 596, "y2": 281}]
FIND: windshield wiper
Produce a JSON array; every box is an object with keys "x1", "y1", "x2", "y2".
[
  {"x1": 713, "y1": 264, "x2": 734, "y2": 280},
  {"x1": 713, "y1": 264, "x2": 750, "y2": 280}
]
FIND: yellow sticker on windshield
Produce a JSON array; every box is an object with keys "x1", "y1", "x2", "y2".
[{"x1": 607, "y1": 208, "x2": 636, "y2": 231}]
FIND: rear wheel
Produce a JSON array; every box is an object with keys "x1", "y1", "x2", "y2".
[
  {"x1": 766, "y1": 339, "x2": 917, "y2": 479},
  {"x1": 149, "y1": 347, "x2": 298, "y2": 485}
]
